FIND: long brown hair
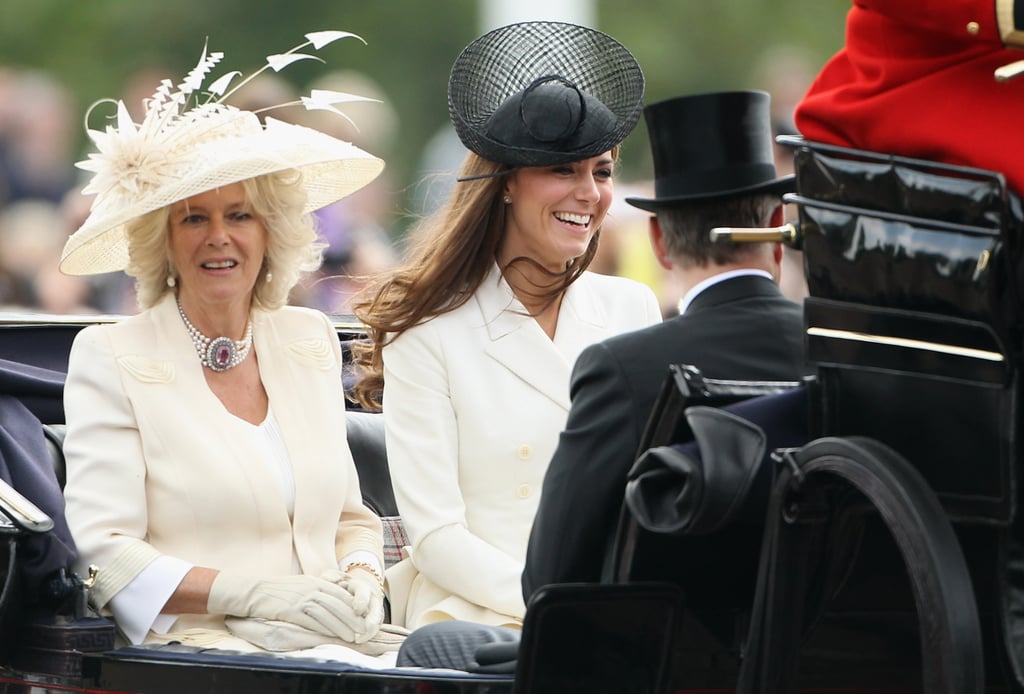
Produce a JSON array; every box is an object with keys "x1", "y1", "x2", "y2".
[{"x1": 350, "y1": 151, "x2": 602, "y2": 410}]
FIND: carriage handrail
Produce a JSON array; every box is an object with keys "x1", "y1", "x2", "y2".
[
  {"x1": 776, "y1": 134, "x2": 1011, "y2": 186},
  {"x1": 709, "y1": 223, "x2": 798, "y2": 245},
  {"x1": 0, "y1": 477, "x2": 53, "y2": 534}
]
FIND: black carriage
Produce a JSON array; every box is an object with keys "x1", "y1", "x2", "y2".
[
  {"x1": 609, "y1": 136, "x2": 1024, "y2": 693},
  {"x1": 0, "y1": 136, "x2": 1023, "y2": 693}
]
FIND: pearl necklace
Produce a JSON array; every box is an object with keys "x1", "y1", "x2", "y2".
[{"x1": 177, "y1": 301, "x2": 253, "y2": 372}]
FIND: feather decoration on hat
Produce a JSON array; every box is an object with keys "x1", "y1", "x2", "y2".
[{"x1": 76, "y1": 31, "x2": 376, "y2": 207}]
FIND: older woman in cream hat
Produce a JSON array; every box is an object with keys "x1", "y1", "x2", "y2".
[{"x1": 60, "y1": 32, "x2": 399, "y2": 658}]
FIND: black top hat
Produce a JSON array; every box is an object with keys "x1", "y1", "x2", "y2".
[
  {"x1": 448, "y1": 21, "x2": 645, "y2": 170},
  {"x1": 626, "y1": 90, "x2": 794, "y2": 211}
]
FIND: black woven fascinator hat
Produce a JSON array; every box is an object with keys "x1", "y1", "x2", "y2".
[
  {"x1": 626, "y1": 90, "x2": 794, "y2": 211},
  {"x1": 448, "y1": 21, "x2": 645, "y2": 173}
]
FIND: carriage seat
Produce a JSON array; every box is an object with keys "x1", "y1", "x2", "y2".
[{"x1": 340, "y1": 410, "x2": 398, "y2": 518}]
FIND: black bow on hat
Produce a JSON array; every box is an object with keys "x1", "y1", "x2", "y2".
[
  {"x1": 448, "y1": 21, "x2": 645, "y2": 171},
  {"x1": 626, "y1": 90, "x2": 794, "y2": 211}
]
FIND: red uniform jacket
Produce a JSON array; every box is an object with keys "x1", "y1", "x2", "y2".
[{"x1": 795, "y1": 0, "x2": 1024, "y2": 194}]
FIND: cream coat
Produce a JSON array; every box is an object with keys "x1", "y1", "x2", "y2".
[
  {"x1": 383, "y1": 267, "x2": 661, "y2": 628},
  {"x1": 63, "y1": 294, "x2": 382, "y2": 642}
]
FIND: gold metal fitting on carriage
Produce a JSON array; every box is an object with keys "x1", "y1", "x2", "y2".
[
  {"x1": 709, "y1": 222, "x2": 800, "y2": 245},
  {"x1": 83, "y1": 564, "x2": 99, "y2": 590}
]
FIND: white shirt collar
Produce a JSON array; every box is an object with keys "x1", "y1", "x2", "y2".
[{"x1": 677, "y1": 268, "x2": 773, "y2": 315}]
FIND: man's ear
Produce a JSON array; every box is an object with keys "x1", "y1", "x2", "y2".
[
  {"x1": 649, "y1": 216, "x2": 673, "y2": 270},
  {"x1": 771, "y1": 203, "x2": 788, "y2": 267}
]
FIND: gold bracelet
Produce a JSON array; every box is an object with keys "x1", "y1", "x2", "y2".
[{"x1": 345, "y1": 561, "x2": 384, "y2": 586}]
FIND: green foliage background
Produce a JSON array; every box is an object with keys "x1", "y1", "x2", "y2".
[{"x1": 0, "y1": 0, "x2": 848, "y2": 238}]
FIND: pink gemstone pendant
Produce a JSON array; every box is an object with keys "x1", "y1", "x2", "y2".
[{"x1": 206, "y1": 337, "x2": 237, "y2": 372}]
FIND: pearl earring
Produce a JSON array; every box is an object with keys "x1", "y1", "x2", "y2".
[
  {"x1": 167, "y1": 275, "x2": 176, "y2": 288},
  {"x1": 503, "y1": 195, "x2": 511, "y2": 204},
  {"x1": 265, "y1": 271, "x2": 273, "y2": 284}
]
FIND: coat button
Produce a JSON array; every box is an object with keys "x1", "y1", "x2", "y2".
[
  {"x1": 517, "y1": 445, "x2": 532, "y2": 460},
  {"x1": 517, "y1": 484, "x2": 532, "y2": 498},
  {"x1": 966, "y1": 21, "x2": 980, "y2": 35}
]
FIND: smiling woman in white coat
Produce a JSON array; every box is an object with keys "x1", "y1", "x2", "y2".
[{"x1": 351, "y1": 21, "x2": 662, "y2": 630}]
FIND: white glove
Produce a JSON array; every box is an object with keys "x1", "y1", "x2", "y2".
[
  {"x1": 208, "y1": 572, "x2": 364, "y2": 641},
  {"x1": 320, "y1": 568, "x2": 384, "y2": 644}
]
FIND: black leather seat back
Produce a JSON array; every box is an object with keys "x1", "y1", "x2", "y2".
[
  {"x1": 345, "y1": 410, "x2": 397, "y2": 517},
  {"x1": 42, "y1": 424, "x2": 66, "y2": 490}
]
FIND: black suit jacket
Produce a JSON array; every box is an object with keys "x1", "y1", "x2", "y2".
[{"x1": 522, "y1": 275, "x2": 807, "y2": 600}]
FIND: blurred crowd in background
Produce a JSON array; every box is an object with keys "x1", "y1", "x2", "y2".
[{"x1": 0, "y1": 41, "x2": 816, "y2": 319}]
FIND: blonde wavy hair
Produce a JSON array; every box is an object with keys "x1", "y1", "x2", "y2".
[{"x1": 125, "y1": 171, "x2": 326, "y2": 310}]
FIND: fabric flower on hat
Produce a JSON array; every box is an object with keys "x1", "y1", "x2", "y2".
[
  {"x1": 78, "y1": 100, "x2": 182, "y2": 200},
  {"x1": 78, "y1": 46, "x2": 228, "y2": 203}
]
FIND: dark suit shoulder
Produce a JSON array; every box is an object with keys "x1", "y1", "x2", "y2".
[
  {"x1": 585, "y1": 280, "x2": 806, "y2": 384},
  {"x1": 590, "y1": 317, "x2": 675, "y2": 359}
]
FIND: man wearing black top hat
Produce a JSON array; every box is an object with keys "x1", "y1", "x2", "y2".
[{"x1": 522, "y1": 90, "x2": 809, "y2": 597}]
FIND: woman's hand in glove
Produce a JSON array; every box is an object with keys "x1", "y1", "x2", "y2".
[
  {"x1": 320, "y1": 567, "x2": 384, "y2": 643},
  {"x1": 208, "y1": 572, "x2": 364, "y2": 641}
]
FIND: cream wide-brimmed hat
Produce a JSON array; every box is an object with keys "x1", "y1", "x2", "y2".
[{"x1": 60, "y1": 31, "x2": 385, "y2": 276}]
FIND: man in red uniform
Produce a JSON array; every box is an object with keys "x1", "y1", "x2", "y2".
[{"x1": 795, "y1": 0, "x2": 1024, "y2": 193}]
